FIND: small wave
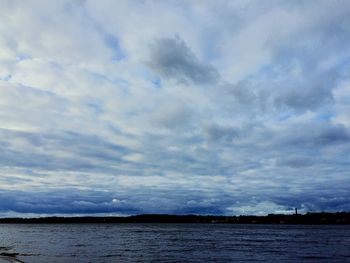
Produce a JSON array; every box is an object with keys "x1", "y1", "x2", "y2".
[
  {"x1": 74, "y1": 244, "x2": 87, "y2": 247},
  {"x1": 301, "y1": 255, "x2": 330, "y2": 260},
  {"x1": 0, "y1": 247, "x2": 12, "y2": 251},
  {"x1": 100, "y1": 254, "x2": 122, "y2": 258}
]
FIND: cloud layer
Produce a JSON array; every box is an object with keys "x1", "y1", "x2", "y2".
[{"x1": 0, "y1": 0, "x2": 350, "y2": 216}]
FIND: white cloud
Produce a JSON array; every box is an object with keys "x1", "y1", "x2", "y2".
[{"x1": 227, "y1": 201, "x2": 291, "y2": 216}]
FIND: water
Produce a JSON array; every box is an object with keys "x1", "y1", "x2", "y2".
[{"x1": 0, "y1": 224, "x2": 349, "y2": 262}]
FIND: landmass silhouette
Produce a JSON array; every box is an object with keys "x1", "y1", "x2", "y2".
[{"x1": 0, "y1": 212, "x2": 349, "y2": 224}]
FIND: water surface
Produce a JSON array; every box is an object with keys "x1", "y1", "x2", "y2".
[{"x1": 0, "y1": 224, "x2": 349, "y2": 262}]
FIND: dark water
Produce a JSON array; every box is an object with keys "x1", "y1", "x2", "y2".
[{"x1": 0, "y1": 224, "x2": 349, "y2": 262}]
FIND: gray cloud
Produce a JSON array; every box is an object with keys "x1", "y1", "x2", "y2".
[
  {"x1": 151, "y1": 102, "x2": 193, "y2": 130},
  {"x1": 204, "y1": 124, "x2": 239, "y2": 144},
  {"x1": 280, "y1": 123, "x2": 350, "y2": 148},
  {"x1": 148, "y1": 36, "x2": 220, "y2": 85},
  {"x1": 273, "y1": 71, "x2": 336, "y2": 112},
  {"x1": 0, "y1": 128, "x2": 135, "y2": 173},
  {"x1": 276, "y1": 156, "x2": 315, "y2": 168}
]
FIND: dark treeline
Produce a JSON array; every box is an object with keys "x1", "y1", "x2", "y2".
[{"x1": 0, "y1": 212, "x2": 350, "y2": 224}]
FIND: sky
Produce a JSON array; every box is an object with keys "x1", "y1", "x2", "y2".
[{"x1": 0, "y1": 0, "x2": 350, "y2": 217}]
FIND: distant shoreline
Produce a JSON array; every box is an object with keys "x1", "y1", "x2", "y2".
[{"x1": 0, "y1": 212, "x2": 349, "y2": 224}]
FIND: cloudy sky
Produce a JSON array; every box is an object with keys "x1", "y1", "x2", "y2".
[{"x1": 0, "y1": 0, "x2": 350, "y2": 217}]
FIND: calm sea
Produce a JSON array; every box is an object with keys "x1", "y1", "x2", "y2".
[{"x1": 0, "y1": 223, "x2": 349, "y2": 262}]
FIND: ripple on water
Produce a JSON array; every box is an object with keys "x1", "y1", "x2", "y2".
[{"x1": 1, "y1": 224, "x2": 350, "y2": 262}]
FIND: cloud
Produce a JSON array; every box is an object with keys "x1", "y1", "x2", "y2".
[
  {"x1": 279, "y1": 123, "x2": 350, "y2": 148},
  {"x1": 204, "y1": 123, "x2": 239, "y2": 144},
  {"x1": 148, "y1": 36, "x2": 220, "y2": 85},
  {"x1": 227, "y1": 201, "x2": 291, "y2": 216},
  {"x1": 276, "y1": 156, "x2": 315, "y2": 168},
  {"x1": 0, "y1": 0, "x2": 349, "y2": 216}
]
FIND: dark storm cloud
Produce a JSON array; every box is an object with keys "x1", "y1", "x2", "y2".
[{"x1": 148, "y1": 36, "x2": 220, "y2": 84}]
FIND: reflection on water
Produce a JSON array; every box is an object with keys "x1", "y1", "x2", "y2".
[{"x1": 0, "y1": 224, "x2": 349, "y2": 262}]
